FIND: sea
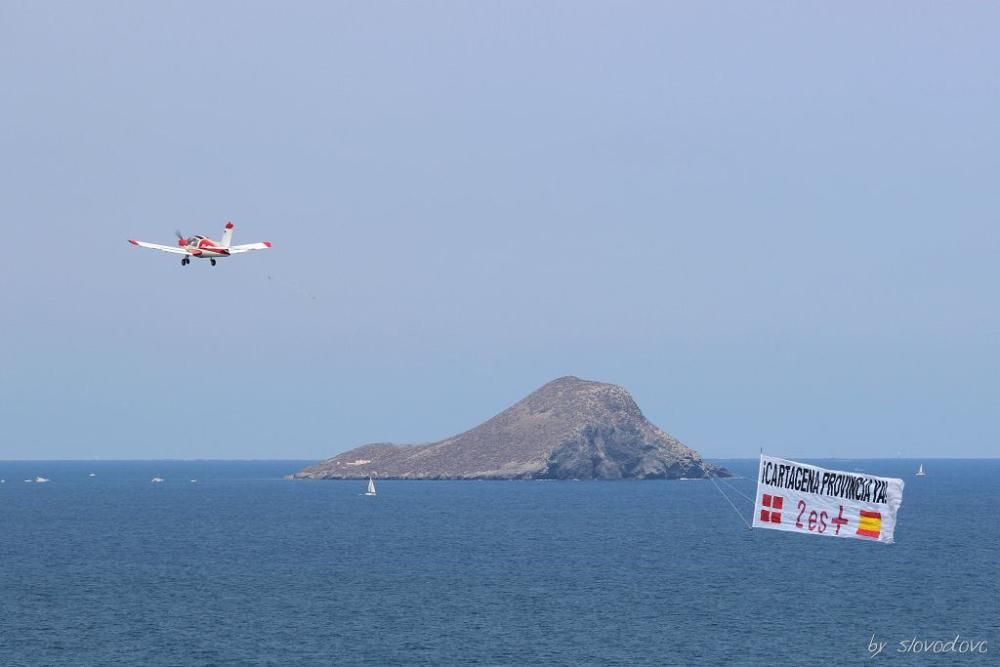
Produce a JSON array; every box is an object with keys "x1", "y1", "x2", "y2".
[{"x1": 0, "y1": 459, "x2": 996, "y2": 666}]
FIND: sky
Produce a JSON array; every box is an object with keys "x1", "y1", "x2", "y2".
[{"x1": 1, "y1": 2, "x2": 996, "y2": 460}]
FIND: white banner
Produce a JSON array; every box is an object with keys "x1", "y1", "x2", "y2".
[{"x1": 753, "y1": 455, "x2": 904, "y2": 544}]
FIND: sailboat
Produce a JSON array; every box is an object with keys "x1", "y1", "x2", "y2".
[
  {"x1": 364, "y1": 476, "x2": 376, "y2": 496},
  {"x1": 915, "y1": 464, "x2": 926, "y2": 476}
]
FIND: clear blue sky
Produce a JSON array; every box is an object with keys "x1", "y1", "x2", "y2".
[{"x1": 2, "y1": 2, "x2": 996, "y2": 459}]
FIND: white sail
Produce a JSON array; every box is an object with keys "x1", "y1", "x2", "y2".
[
  {"x1": 915, "y1": 464, "x2": 925, "y2": 476},
  {"x1": 365, "y1": 477, "x2": 376, "y2": 495}
]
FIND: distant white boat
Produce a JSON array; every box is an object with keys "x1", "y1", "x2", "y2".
[
  {"x1": 151, "y1": 477, "x2": 165, "y2": 483},
  {"x1": 34, "y1": 477, "x2": 50, "y2": 483},
  {"x1": 190, "y1": 479, "x2": 198, "y2": 483},
  {"x1": 364, "y1": 476, "x2": 376, "y2": 496},
  {"x1": 89, "y1": 473, "x2": 96, "y2": 478},
  {"x1": 915, "y1": 464, "x2": 926, "y2": 476}
]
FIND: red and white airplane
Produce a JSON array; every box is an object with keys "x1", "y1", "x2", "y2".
[{"x1": 129, "y1": 222, "x2": 272, "y2": 266}]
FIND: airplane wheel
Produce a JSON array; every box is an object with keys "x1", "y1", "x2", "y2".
[{"x1": 210, "y1": 259, "x2": 217, "y2": 266}]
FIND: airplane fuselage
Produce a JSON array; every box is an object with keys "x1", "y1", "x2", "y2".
[
  {"x1": 184, "y1": 235, "x2": 230, "y2": 258},
  {"x1": 188, "y1": 247, "x2": 230, "y2": 258}
]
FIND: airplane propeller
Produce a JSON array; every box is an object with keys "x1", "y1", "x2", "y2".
[{"x1": 175, "y1": 230, "x2": 189, "y2": 246}]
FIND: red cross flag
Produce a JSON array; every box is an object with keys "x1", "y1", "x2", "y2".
[{"x1": 752, "y1": 455, "x2": 905, "y2": 544}]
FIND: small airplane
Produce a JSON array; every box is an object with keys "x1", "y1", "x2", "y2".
[{"x1": 129, "y1": 221, "x2": 272, "y2": 266}]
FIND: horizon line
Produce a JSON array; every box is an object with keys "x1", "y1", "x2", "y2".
[{"x1": 1, "y1": 456, "x2": 998, "y2": 462}]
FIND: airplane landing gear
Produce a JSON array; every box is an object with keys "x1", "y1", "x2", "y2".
[
  {"x1": 210, "y1": 259, "x2": 217, "y2": 267},
  {"x1": 181, "y1": 257, "x2": 190, "y2": 266}
]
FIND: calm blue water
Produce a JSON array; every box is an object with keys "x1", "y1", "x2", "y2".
[{"x1": 0, "y1": 459, "x2": 996, "y2": 666}]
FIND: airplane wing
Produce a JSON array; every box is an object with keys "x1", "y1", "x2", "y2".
[
  {"x1": 128, "y1": 240, "x2": 192, "y2": 255},
  {"x1": 228, "y1": 241, "x2": 273, "y2": 254}
]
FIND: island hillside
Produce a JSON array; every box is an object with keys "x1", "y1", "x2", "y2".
[{"x1": 294, "y1": 376, "x2": 729, "y2": 480}]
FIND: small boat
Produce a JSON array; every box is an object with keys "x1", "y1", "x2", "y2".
[
  {"x1": 364, "y1": 476, "x2": 376, "y2": 496},
  {"x1": 89, "y1": 473, "x2": 96, "y2": 478},
  {"x1": 151, "y1": 477, "x2": 165, "y2": 483},
  {"x1": 34, "y1": 477, "x2": 50, "y2": 483},
  {"x1": 915, "y1": 464, "x2": 926, "y2": 476}
]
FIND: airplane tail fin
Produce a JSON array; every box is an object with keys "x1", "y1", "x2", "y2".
[{"x1": 221, "y1": 221, "x2": 234, "y2": 248}]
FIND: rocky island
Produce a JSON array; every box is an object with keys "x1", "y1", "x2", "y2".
[{"x1": 294, "y1": 376, "x2": 728, "y2": 480}]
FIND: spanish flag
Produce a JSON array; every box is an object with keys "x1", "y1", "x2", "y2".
[{"x1": 856, "y1": 510, "x2": 882, "y2": 539}]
